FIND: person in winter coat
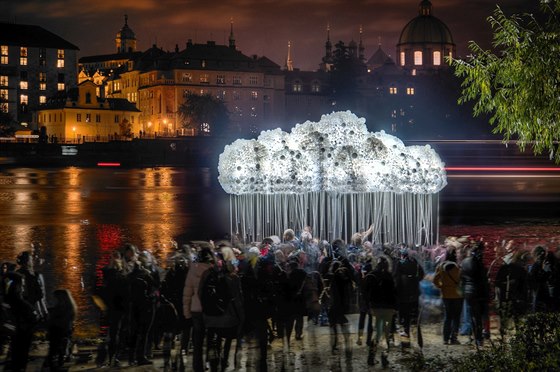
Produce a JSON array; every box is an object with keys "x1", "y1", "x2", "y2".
[
  {"x1": 364, "y1": 256, "x2": 396, "y2": 366},
  {"x1": 183, "y1": 245, "x2": 215, "y2": 372},
  {"x1": 528, "y1": 245, "x2": 559, "y2": 313},
  {"x1": 325, "y1": 258, "x2": 355, "y2": 356},
  {"x1": 460, "y1": 242, "x2": 489, "y2": 347},
  {"x1": 45, "y1": 289, "x2": 77, "y2": 370},
  {"x1": 202, "y1": 248, "x2": 244, "y2": 372},
  {"x1": 4, "y1": 271, "x2": 39, "y2": 372},
  {"x1": 393, "y1": 247, "x2": 424, "y2": 347},
  {"x1": 495, "y1": 250, "x2": 529, "y2": 337},
  {"x1": 433, "y1": 248, "x2": 463, "y2": 345}
]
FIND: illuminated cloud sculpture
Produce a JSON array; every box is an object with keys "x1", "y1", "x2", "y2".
[{"x1": 218, "y1": 111, "x2": 447, "y2": 245}]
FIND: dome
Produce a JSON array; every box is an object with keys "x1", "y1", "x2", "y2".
[{"x1": 398, "y1": 1, "x2": 454, "y2": 46}]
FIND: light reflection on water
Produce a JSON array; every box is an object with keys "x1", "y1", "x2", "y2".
[{"x1": 0, "y1": 167, "x2": 226, "y2": 337}]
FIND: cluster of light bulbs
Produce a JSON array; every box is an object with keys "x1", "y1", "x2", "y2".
[{"x1": 218, "y1": 111, "x2": 447, "y2": 195}]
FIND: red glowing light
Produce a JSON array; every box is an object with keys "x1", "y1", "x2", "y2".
[
  {"x1": 445, "y1": 167, "x2": 560, "y2": 172},
  {"x1": 97, "y1": 162, "x2": 121, "y2": 167}
]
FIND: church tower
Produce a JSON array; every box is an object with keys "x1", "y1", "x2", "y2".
[
  {"x1": 285, "y1": 41, "x2": 294, "y2": 71},
  {"x1": 229, "y1": 18, "x2": 236, "y2": 49},
  {"x1": 115, "y1": 15, "x2": 137, "y2": 54},
  {"x1": 321, "y1": 24, "x2": 333, "y2": 72}
]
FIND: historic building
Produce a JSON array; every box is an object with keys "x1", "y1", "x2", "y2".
[
  {"x1": 37, "y1": 80, "x2": 140, "y2": 142},
  {"x1": 79, "y1": 19, "x2": 286, "y2": 137},
  {"x1": 0, "y1": 22, "x2": 79, "y2": 129},
  {"x1": 396, "y1": 0, "x2": 456, "y2": 75}
]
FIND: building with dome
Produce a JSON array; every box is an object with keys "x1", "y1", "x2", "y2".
[{"x1": 396, "y1": 0, "x2": 456, "y2": 75}]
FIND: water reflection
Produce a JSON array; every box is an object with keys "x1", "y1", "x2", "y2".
[{"x1": 0, "y1": 167, "x2": 225, "y2": 337}]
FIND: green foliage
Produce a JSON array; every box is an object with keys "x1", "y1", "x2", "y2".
[
  {"x1": 178, "y1": 92, "x2": 230, "y2": 136},
  {"x1": 448, "y1": 313, "x2": 560, "y2": 371},
  {"x1": 0, "y1": 111, "x2": 16, "y2": 137},
  {"x1": 451, "y1": 0, "x2": 560, "y2": 163}
]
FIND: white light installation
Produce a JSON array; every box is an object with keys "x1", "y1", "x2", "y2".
[{"x1": 218, "y1": 111, "x2": 447, "y2": 245}]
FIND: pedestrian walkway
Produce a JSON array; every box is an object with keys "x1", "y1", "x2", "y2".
[{"x1": 4, "y1": 314, "x2": 499, "y2": 371}]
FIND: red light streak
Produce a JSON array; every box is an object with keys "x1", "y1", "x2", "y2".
[
  {"x1": 445, "y1": 167, "x2": 560, "y2": 172},
  {"x1": 97, "y1": 162, "x2": 121, "y2": 167}
]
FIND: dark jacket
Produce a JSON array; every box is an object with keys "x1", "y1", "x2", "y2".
[
  {"x1": 365, "y1": 270, "x2": 396, "y2": 310},
  {"x1": 393, "y1": 258, "x2": 424, "y2": 303},
  {"x1": 461, "y1": 256, "x2": 489, "y2": 300}
]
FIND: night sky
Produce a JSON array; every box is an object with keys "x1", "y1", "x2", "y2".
[{"x1": 0, "y1": 0, "x2": 538, "y2": 71}]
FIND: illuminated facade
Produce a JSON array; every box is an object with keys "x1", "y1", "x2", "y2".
[
  {"x1": 37, "y1": 80, "x2": 140, "y2": 142},
  {"x1": 0, "y1": 22, "x2": 79, "y2": 128}
]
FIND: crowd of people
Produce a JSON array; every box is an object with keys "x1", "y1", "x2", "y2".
[{"x1": 1, "y1": 229, "x2": 559, "y2": 371}]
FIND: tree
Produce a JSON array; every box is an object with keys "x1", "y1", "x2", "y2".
[
  {"x1": 330, "y1": 41, "x2": 367, "y2": 113},
  {"x1": 451, "y1": 1, "x2": 560, "y2": 162},
  {"x1": 119, "y1": 118, "x2": 132, "y2": 138},
  {"x1": 0, "y1": 111, "x2": 16, "y2": 137},
  {"x1": 178, "y1": 92, "x2": 230, "y2": 136}
]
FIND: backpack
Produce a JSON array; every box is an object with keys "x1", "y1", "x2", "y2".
[{"x1": 199, "y1": 267, "x2": 232, "y2": 317}]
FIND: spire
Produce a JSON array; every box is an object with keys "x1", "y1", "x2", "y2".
[
  {"x1": 359, "y1": 25, "x2": 365, "y2": 62},
  {"x1": 285, "y1": 41, "x2": 294, "y2": 71},
  {"x1": 124, "y1": 14, "x2": 128, "y2": 26},
  {"x1": 228, "y1": 18, "x2": 236, "y2": 49},
  {"x1": 325, "y1": 23, "x2": 332, "y2": 57}
]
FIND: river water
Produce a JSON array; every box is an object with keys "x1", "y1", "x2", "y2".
[{"x1": 1, "y1": 166, "x2": 559, "y2": 337}]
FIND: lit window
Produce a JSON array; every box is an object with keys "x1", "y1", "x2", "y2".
[
  {"x1": 201, "y1": 122, "x2": 210, "y2": 133},
  {"x1": 1, "y1": 45, "x2": 8, "y2": 64},
  {"x1": 433, "y1": 51, "x2": 441, "y2": 66},
  {"x1": 406, "y1": 87, "x2": 415, "y2": 95},
  {"x1": 1, "y1": 89, "x2": 8, "y2": 101},
  {"x1": 20, "y1": 95, "x2": 28, "y2": 104},
  {"x1": 0, "y1": 103, "x2": 7, "y2": 113},
  {"x1": 412, "y1": 69, "x2": 417, "y2": 76},
  {"x1": 400, "y1": 51, "x2": 405, "y2": 66},
  {"x1": 86, "y1": 113, "x2": 91, "y2": 122},
  {"x1": 251, "y1": 91, "x2": 258, "y2": 100},
  {"x1": 39, "y1": 96, "x2": 46, "y2": 104},
  {"x1": 20, "y1": 81, "x2": 28, "y2": 90},
  {"x1": 389, "y1": 87, "x2": 397, "y2": 95},
  {"x1": 216, "y1": 74, "x2": 226, "y2": 84},
  {"x1": 233, "y1": 76, "x2": 242, "y2": 85},
  {"x1": 58, "y1": 73, "x2": 65, "y2": 91},
  {"x1": 293, "y1": 81, "x2": 302, "y2": 92},
  {"x1": 20, "y1": 47, "x2": 27, "y2": 65},
  {"x1": 182, "y1": 73, "x2": 192, "y2": 82},
  {"x1": 0, "y1": 75, "x2": 7, "y2": 86},
  {"x1": 57, "y1": 49, "x2": 64, "y2": 68},
  {"x1": 57, "y1": 83, "x2": 65, "y2": 91},
  {"x1": 414, "y1": 51, "x2": 422, "y2": 65},
  {"x1": 77, "y1": 113, "x2": 81, "y2": 122},
  {"x1": 311, "y1": 82, "x2": 321, "y2": 92},
  {"x1": 249, "y1": 76, "x2": 258, "y2": 85},
  {"x1": 200, "y1": 74, "x2": 209, "y2": 83}
]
